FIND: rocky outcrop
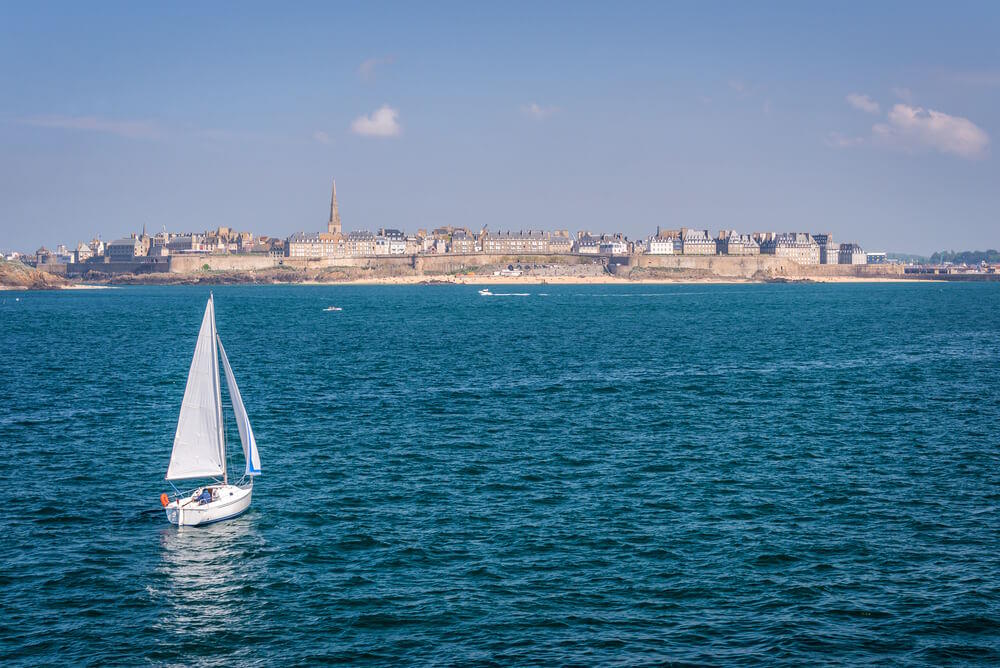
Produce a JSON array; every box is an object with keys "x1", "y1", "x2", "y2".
[{"x1": 0, "y1": 260, "x2": 68, "y2": 289}]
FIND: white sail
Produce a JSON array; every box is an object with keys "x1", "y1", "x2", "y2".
[
  {"x1": 166, "y1": 297, "x2": 225, "y2": 480},
  {"x1": 218, "y1": 338, "x2": 261, "y2": 476}
]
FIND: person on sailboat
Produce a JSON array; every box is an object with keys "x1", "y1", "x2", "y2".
[{"x1": 162, "y1": 294, "x2": 262, "y2": 526}]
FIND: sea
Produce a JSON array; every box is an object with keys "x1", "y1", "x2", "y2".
[{"x1": 1, "y1": 283, "x2": 998, "y2": 666}]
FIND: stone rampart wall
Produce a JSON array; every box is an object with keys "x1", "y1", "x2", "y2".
[
  {"x1": 166, "y1": 252, "x2": 904, "y2": 279},
  {"x1": 168, "y1": 254, "x2": 277, "y2": 273},
  {"x1": 625, "y1": 254, "x2": 904, "y2": 278},
  {"x1": 56, "y1": 259, "x2": 171, "y2": 276}
]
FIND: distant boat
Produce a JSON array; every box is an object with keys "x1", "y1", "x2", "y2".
[
  {"x1": 161, "y1": 294, "x2": 261, "y2": 526},
  {"x1": 323, "y1": 306, "x2": 342, "y2": 311},
  {"x1": 478, "y1": 289, "x2": 493, "y2": 296}
]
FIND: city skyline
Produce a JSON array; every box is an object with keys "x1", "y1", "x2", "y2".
[{"x1": 2, "y1": 2, "x2": 999, "y2": 253}]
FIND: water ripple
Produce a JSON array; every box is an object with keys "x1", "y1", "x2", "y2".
[{"x1": 1, "y1": 283, "x2": 999, "y2": 665}]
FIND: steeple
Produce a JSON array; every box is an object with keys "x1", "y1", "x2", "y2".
[{"x1": 328, "y1": 179, "x2": 342, "y2": 235}]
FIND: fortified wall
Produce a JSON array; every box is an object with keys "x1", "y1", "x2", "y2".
[
  {"x1": 156, "y1": 252, "x2": 905, "y2": 279},
  {"x1": 616, "y1": 254, "x2": 905, "y2": 279}
]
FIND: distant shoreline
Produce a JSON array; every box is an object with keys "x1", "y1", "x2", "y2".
[
  {"x1": 300, "y1": 275, "x2": 929, "y2": 286},
  {"x1": 22, "y1": 274, "x2": 946, "y2": 290}
]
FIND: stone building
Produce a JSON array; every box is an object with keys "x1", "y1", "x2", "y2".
[
  {"x1": 716, "y1": 230, "x2": 759, "y2": 256},
  {"x1": 344, "y1": 230, "x2": 377, "y2": 257},
  {"x1": 758, "y1": 233, "x2": 820, "y2": 265},
  {"x1": 679, "y1": 228, "x2": 715, "y2": 255},
  {"x1": 167, "y1": 235, "x2": 204, "y2": 254},
  {"x1": 575, "y1": 232, "x2": 628, "y2": 254},
  {"x1": 375, "y1": 228, "x2": 407, "y2": 255},
  {"x1": 74, "y1": 242, "x2": 93, "y2": 263},
  {"x1": 838, "y1": 243, "x2": 867, "y2": 265},
  {"x1": 575, "y1": 233, "x2": 601, "y2": 254},
  {"x1": 286, "y1": 231, "x2": 339, "y2": 259},
  {"x1": 599, "y1": 239, "x2": 628, "y2": 255},
  {"x1": 549, "y1": 230, "x2": 573, "y2": 253},
  {"x1": 404, "y1": 235, "x2": 422, "y2": 255},
  {"x1": 811, "y1": 233, "x2": 840, "y2": 264},
  {"x1": 646, "y1": 236, "x2": 675, "y2": 254},
  {"x1": 449, "y1": 229, "x2": 476, "y2": 253},
  {"x1": 88, "y1": 238, "x2": 105, "y2": 258},
  {"x1": 480, "y1": 230, "x2": 551, "y2": 254},
  {"x1": 106, "y1": 235, "x2": 150, "y2": 261}
]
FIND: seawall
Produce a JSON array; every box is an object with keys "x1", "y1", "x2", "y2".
[
  {"x1": 57, "y1": 252, "x2": 912, "y2": 282},
  {"x1": 618, "y1": 254, "x2": 905, "y2": 279}
]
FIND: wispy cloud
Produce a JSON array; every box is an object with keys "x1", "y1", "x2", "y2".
[
  {"x1": 350, "y1": 105, "x2": 401, "y2": 137},
  {"x1": 358, "y1": 55, "x2": 395, "y2": 81},
  {"x1": 873, "y1": 103, "x2": 989, "y2": 159},
  {"x1": 728, "y1": 79, "x2": 747, "y2": 94},
  {"x1": 520, "y1": 102, "x2": 558, "y2": 120},
  {"x1": 846, "y1": 93, "x2": 880, "y2": 114},
  {"x1": 20, "y1": 115, "x2": 164, "y2": 140},
  {"x1": 312, "y1": 130, "x2": 331, "y2": 145}
]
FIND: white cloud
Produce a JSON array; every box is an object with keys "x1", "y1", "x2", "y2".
[
  {"x1": 891, "y1": 87, "x2": 913, "y2": 102},
  {"x1": 358, "y1": 56, "x2": 394, "y2": 81},
  {"x1": 21, "y1": 115, "x2": 164, "y2": 139},
  {"x1": 350, "y1": 105, "x2": 401, "y2": 137},
  {"x1": 520, "y1": 102, "x2": 558, "y2": 120},
  {"x1": 313, "y1": 130, "x2": 331, "y2": 145},
  {"x1": 825, "y1": 132, "x2": 864, "y2": 149},
  {"x1": 846, "y1": 93, "x2": 880, "y2": 114},
  {"x1": 873, "y1": 103, "x2": 989, "y2": 158}
]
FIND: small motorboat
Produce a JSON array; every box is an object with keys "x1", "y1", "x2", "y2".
[
  {"x1": 323, "y1": 306, "x2": 343, "y2": 312},
  {"x1": 478, "y1": 289, "x2": 493, "y2": 296}
]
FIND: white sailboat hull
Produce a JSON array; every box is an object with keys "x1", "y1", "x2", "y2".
[{"x1": 165, "y1": 483, "x2": 252, "y2": 526}]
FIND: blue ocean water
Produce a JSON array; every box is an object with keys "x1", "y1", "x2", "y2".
[{"x1": 1, "y1": 283, "x2": 999, "y2": 665}]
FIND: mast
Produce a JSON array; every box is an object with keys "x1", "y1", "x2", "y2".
[{"x1": 211, "y1": 293, "x2": 227, "y2": 484}]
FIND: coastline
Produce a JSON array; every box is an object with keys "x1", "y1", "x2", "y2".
[
  {"x1": 0, "y1": 258, "x2": 963, "y2": 290},
  {"x1": 215, "y1": 273, "x2": 935, "y2": 287},
  {"x1": 1, "y1": 274, "x2": 946, "y2": 289},
  {"x1": 324, "y1": 274, "x2": 926, "y2": 285}
]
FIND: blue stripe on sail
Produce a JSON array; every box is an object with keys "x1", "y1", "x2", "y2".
[{"x1": 245, "y1": 412, "x2": 261, "y2": 475}]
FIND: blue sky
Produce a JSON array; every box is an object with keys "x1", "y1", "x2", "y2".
[{"x1": 1, "y1": 1, "x2": 998, "y2": 254}]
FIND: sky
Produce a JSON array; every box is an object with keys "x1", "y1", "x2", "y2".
[{"x1": 1, "y1": 1, "x2": 998, "y2": 255}]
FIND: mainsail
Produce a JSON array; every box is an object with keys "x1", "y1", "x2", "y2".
[
  {"x1": 166, "y1": 296, "x2": 226, "y2": 480},
  {"x1": 218, "y1": 338, "x2": 262, "y2": 476}
]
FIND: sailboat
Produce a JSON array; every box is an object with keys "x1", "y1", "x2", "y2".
[{"x1": 161, "y1": 294, "x2": 261, "y2": 526}]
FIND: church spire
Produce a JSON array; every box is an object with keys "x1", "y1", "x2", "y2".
[{"x1": 328, "y1": 179, "x2": 342, "y2": 235}]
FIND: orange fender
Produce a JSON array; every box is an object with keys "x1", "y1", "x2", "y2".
[{"x1": 160, "y1": 493, "x2": 169, "y2": 507}]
